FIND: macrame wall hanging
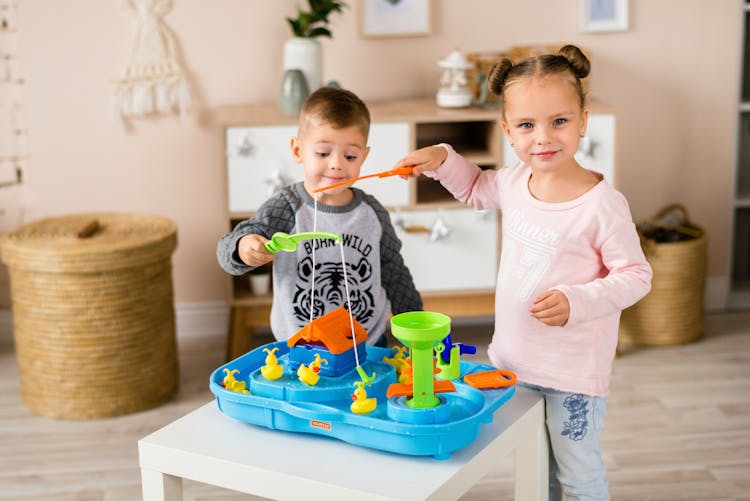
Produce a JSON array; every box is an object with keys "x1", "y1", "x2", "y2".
[{"x1": 113, "y1": 0, "x2": 192, "y2": 120}]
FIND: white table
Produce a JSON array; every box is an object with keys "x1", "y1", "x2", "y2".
[{"x1": 139, "y1": 387, "x2": 548, "y2": 501}]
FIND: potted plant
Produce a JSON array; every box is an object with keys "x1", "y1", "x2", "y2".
[{"x1": 283, "y1": 0, "x2": 347, "y2": 92}]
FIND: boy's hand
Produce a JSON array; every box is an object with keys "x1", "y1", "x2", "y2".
[
  {"x1": 237, "y1": 234, "x2": 274, "y2": 267},
  {"x1": 530, "y1": 290, "x2": 570, "y2": 327},
  {"x1": 394, "y1": 146, "x2": 448, "y2": 177}
]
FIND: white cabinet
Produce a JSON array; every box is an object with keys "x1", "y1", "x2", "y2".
[
  {"x1": 356, "y1": 122, "x2": 410, "y2": 207},
  {"x1": 226, "y1": 125, "x2": 300, "y2": 214},
  {"x1": 394, "y1": 208, "x2": 498, "y2": 292},
  {"x1": 502, "y1": 111, "x2": 617, "y2": 186}
]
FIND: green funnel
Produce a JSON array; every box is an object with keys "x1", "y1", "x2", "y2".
[{"x1": 390, "y1": 311, "x2": 451, "y2": 408}]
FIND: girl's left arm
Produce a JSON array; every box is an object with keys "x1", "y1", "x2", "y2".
[{"x1": 552, "y1": 198, "x2": 653, "y2": 325}]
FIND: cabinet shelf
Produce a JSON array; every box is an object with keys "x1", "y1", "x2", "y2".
[
  {"x1": 228, "y1": 213, "x2": 253, "y2": 225},
  {"x1": 415, "y1": 120, "x2": 499, "y2": 157},
  {"x1": 415, "y1": 177, "x2": 458, "y2": 205},
  {"x1": 231, "y1": 272, "x2": 273, "y2": 304},
  {"x1": 230, "y1": 293, "x2": 273, "y2": 308}
]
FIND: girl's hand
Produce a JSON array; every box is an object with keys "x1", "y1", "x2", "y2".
[
  {"x1": 530, "y1": 290, "x2": 570, "y2": 327},
  {"x1": 394, "y1": 146, "x2": 448, "y2": 177},
  {"x1": 237, "y1": 234, "x2": 274, "y2": 267}
]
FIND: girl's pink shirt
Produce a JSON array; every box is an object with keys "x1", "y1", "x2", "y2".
[{"x1": 429, "y1": 144, "x2": 652, "y2": 396}]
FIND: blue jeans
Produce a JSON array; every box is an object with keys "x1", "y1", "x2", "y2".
[{"x1": 519, "y1": 383, "x2": 610, "y2": 501}]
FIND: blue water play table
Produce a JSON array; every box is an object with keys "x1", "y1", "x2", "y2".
[{"x1": 210, "y1": 341, "x2": 515, "y2": 459}]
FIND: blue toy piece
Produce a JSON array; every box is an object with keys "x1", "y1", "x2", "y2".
[{"x1": 439, "y1": 333, "x2": 476, "y2": 362}]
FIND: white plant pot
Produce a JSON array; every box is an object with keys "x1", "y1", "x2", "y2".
[
  {"x1": 249, "y1": 273, "x2": 271, "y2": 296},
  {"x1": 283, "y1": 38, "x2": 322, "y2": 92}
]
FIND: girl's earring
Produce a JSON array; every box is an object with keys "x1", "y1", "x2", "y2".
[{"x1": 510, "y1": 143, "x2": 515, "y2": 148}]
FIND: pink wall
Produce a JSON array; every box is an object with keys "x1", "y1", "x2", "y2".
[{"x1": 1, "y1": 0, "x2": 740, "y2": 306}]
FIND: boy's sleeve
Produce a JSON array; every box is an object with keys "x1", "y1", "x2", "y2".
[
  {"x1": 367, "y1": 197, "x2": 423, "y2": 314},
  {"x1": 216, "y1": 192, "x2": 297, "y2": 276}
]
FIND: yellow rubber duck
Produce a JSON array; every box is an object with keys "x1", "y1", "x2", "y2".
[
  {"x1": 350, "y1": 381, "x2": 377, "y2": 414},
  {"x1": 222, "y1": 368, "x2": 250, "y2": 394},
  {"x1": 297, "y1": 353, "x2": 328, "y2": 386},
  {"x1": 260, "y1": 347, "x2": 284, "y2": 380}
]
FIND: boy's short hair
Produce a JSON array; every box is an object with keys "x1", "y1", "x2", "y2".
[{"x1": 299, "y1": 87, "x2": 370, "y2": 139}]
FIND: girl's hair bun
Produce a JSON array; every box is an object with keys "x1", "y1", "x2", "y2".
[
  {"x1": 559, "y1": 45, "x2": 590, "y2": 79},
  {"x1": 487, "y1": 58, "x2": 514, "y2": 96}
]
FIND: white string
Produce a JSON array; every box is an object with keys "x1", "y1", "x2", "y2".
[
  {"x1": 308, "y1": 195, "x2": 319, "y2": 326},
  {"x1": 310, "y1": 192, "x2": 359, "y2": 368},
  {"x1": 340, "y1": 243, "x2": 360, "y2": 368}
]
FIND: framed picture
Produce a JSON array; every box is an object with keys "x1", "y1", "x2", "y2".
[
  {"x1": 360, "y1": 0, "x2": 430, "y2": 38},
  {"x1": 578, "y1": 0, "x2": 629, "y2": 33}
]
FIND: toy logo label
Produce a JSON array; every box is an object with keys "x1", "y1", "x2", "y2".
[{"x1": 310, "y1": 420, "x2": 331, "y2": 431}]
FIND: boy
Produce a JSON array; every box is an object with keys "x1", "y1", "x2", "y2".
[{"x1": 216, "y1": 87, "x2": 422, "y2": 347}]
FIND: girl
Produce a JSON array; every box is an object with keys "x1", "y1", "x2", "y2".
[{"x1": 395, "y1": 45, "x2": 652, "y2": 500}]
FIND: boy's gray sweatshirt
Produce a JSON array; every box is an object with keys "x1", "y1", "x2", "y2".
[{"x1": 216, "y1": 183, "x2": 423, "y2": 344}]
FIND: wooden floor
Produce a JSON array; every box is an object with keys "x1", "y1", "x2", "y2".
[{"x1": 1, "y1": 311, "x2": 749, "y2": 500}]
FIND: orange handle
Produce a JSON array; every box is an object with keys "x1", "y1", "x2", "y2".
[
  {"x1": 313, "y1": 166, "x2": 414, "y2": 193},
  {"x1": 377, "y1": 166, "x2": 413, "y2": 178}
]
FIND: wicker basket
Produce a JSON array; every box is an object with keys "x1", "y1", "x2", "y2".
[
  {"x1": 0, "y1": 213, "x2": 178, "y2": 419},
  {"x1": 619, "y1": 205, "x2": 707, "y2": 346},
  {"x1": 467, "y1": 51, "x2": 508, "y2": 104}
]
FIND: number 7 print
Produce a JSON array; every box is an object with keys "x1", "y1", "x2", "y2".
[{"x1": 498, "y1": 239, "x2": 551, "y2": 301}]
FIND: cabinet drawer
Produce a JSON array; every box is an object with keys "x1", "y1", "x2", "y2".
[
  {"x1": 394, "y1": 208, "x2": 498, "y2": 292},
  {"x1": 226, "y1": 125, "x2": 300, "y2": 213},
  {"x1": 502, "y1": 113, "x2": 616, "y2": 186},
  {"x1": 225, "y1": 122, "x2": 410, "y2": 213}
]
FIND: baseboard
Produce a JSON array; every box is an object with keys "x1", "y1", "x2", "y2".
[
  {"x1": 705, "y1": 276, "x2": 729, "y2": 312},
  {"x1": 175, "y1": 301, "x2": 230, "y2": 339}
]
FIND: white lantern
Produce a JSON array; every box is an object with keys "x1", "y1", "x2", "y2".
[{"x1": 436, "y1": 49, "x2": 473, "y2": 108}]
